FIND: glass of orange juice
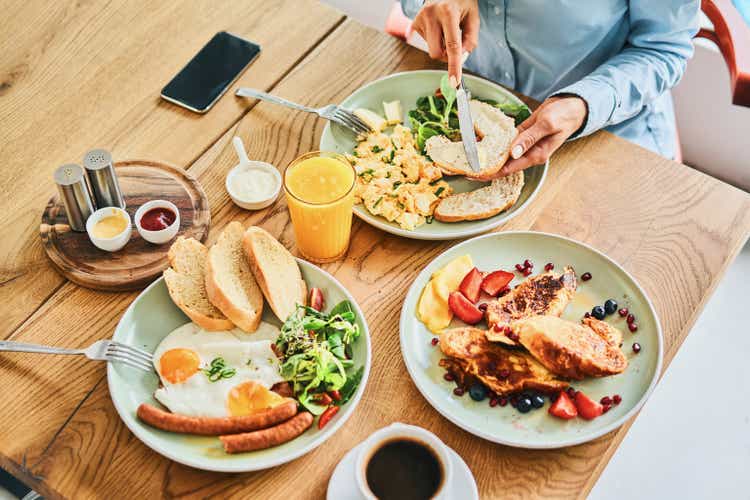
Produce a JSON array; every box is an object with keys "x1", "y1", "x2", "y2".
[{"x1": 284, "y1": 151, "x2": 356, "y2": 263}]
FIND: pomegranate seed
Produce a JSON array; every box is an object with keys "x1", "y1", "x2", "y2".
[
  {"x1": 602, "y1": 404, "x2": 612, "y2": 413},
  {"x1": 581, "y1": 272, "x2": 592, "y2": 281},
  {"x1": 627, "y1": 314, "x2": 635, "y2": 324},
  {"x1": 498, "y1": 369, "x2": 510, "y2": 379},
  {"x1": 453, "y1": 387, "x2": 465, "y2": 396},
  {"x1": 600, "y1": 396, "x2": 612, "y2": 405},
  {"x1": 443, "y1": 372, "x2": 455, "y2": 382},
  {"x1": 493, "y1": 324, "x2": 503, "y2": 332},
  {"x1": 522, "y1": 268, "x2": 533, "y2": 277},
  {"x1": 613, "y1": 394, "x2": 622, "y2": 405},
  {"x1": 510, "y1": 395, "x2": 519, "y2": 407},
  {"x1": 431, "y1": 337, "x2": 439, "y2": 346},
  {"x1": 498, "y1": 397, "x2": 508, "y2": 407},
  {"x1": 544, "y1": 262, "x2": 554, "y2": 271},
  {"x1": 489, "y1": 398, "x2": 498, "y2": 407},
  {"x1": 632, "y1": 342, "x2": 641, "y2": 353},
  {"x1": 566, "y1": 387, "x2": 577, "y2": 398},
  {"x1": 628, "y1": 323, "x2": 638, "y2": 333},
  {"x1": 478, "y1": 303, "x2": 488, "y2": 312},
  {"x1": 523, "y1": 259, "x2": 533, "y2": 269},
  {"x1": 618, "y1": 308, "x2": 629, "y2": 317},
  {"x1": 515, "y1": 263, "x2": 525, "y2": 272},
  {"x1": 584, "y1": 312, "x2": 591, "y2": 318}
]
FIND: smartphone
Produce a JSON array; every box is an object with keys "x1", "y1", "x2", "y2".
[{"x1": 161, "y1": 32, "x2": 261, "y2": 113}]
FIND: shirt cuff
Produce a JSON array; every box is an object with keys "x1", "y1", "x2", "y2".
[
  {"x1": 400, "y1": 0, "x2": 423, "y2": 19},
  {"x1": 551, "y1": 78, "x2": 618, "y2": 139}
]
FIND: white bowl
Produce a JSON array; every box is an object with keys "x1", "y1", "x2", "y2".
[
  {"x1": 134, "y1": 200, "x2": 180, "y2": 244},
  {"x1": 86, "y1": 206, "x2": 132, "y2": 252},
  {"x1": 225, "y1": 161, "x2": 281, "y2": 210}
]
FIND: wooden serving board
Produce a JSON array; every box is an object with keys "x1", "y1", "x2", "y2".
[{"x1": 40, "y1": 160, "x2": 210, "y2": 291}]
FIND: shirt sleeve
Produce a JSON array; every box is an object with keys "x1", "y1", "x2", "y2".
[
  {"x1": 400, "y1": 0, "x2": 424, "y2": 19},
  {"x1": 553, "y1": 0, "x2": 700, "y2": 138}
]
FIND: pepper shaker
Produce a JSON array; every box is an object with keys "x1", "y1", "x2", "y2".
[
  {"x1": 83, "y1": 149, "x2": 125, "y2": 209},
  {"x1": 53, "y1": 164, "x2": 94, "y2": 232}
]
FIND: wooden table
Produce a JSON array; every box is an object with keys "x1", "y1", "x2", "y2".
[{"x1": 1, "y1": 1, "x2": 749, "y2": 498}]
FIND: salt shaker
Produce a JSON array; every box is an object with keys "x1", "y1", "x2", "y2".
[{"x1": 83, "y1": 149, "x2": 125, "y2": 209}]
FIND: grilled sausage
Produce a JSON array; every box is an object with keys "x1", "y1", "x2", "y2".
[
  {"x1": 220, "y1": 411, "x2": 314, "y2": 453},
  {"x1": 136, "y1": 400, "x2": 297, "y2": 435}
]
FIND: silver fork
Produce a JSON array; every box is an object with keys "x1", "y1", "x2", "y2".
[
  {"x1": 0, "y1": 339, "x2": 153, "y2": 373},
  {"x1": 235, "y1": 87, "x2": 372, "y2": 135}
]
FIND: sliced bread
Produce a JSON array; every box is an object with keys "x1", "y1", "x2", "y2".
[
  {"x1": 205, "y1": 222, "x2": 264, "y2": 333},
  {"x1": 242, "y1": 226, "x2": 307, "y2": 322},
  {"x1": 426, "y1": 100, "x2": 518, "y2": 179},
  {"x1": 433, "y1": 171, "x2": 525, "y2": 222},
  {"x1": 164, "y1": 237, "x2": 235, "y2": 331}
]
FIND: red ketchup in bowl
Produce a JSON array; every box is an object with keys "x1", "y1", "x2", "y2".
[{"x1": 140, "y1": 207, "x2": 177, "y2": 231}]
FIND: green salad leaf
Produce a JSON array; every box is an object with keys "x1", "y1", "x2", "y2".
[{"x1": 276, "y1": 301, "x2": 361, "y2": 415}]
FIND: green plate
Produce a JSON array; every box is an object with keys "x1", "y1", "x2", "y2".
[
  {"x1": 108, "y1": 260, "x2": 371, "y2": 472},
  {"x1": 399, "y1": 232, "x2": 662, "y2": 448},
  {"x1": 319, "y1": 70, "x2": 547, "y2": 240}
]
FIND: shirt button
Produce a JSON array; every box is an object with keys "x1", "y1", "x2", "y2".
[
  {"x1": 494, "y1": 6, "x2": 501, "y2": 15},
  {"x1": 504, "y1": 71, "x2": 511, "y2": 79}
]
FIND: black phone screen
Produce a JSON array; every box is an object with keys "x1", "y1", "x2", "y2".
[{"x1": 161, "y1": 32, "x2": 260, "y2": 113}]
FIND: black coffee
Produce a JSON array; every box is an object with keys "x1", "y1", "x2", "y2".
[{"x1": 365, "y1": 438, "x2": 443, "y2": 500}]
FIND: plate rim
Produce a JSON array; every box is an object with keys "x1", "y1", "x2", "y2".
[
  {"x1": 320, "y1": 69, "x2": 549, "y2": 241},
  {"x1": 107, "y1": 258, "x2": 372, "y2": 472},
  {"x1": 398, "y1": 230, "x2": 664, "y2": 449}
]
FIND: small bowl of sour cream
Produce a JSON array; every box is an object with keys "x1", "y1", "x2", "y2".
[
  {"x1": 225, "y1": 160, "x2": 282, "y2": 211},
  {"x1": 86, "y1": 206, "x2": 132, "y2": 252}
]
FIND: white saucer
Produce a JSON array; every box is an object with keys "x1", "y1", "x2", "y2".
[{"x1": 327, "y1": 439, "x2": 478, "y2": 500}]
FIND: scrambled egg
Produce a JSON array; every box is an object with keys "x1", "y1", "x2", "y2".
[{"x1": 347, "y1": 125, "x2": 452, "y2": 230}]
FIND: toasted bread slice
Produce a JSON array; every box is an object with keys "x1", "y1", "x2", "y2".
[
  {"x1": 205, "y1": 222, "x2": 264, "y2": 333},
  {"x1": 243, "y1": 226, "x2": 307, "y2": 322},
  {"x1": 426, "y1": 100, "x2": 517, "y2": 179},
  {"x1": 433, "y1": 171, "x2": 524, "y2": 222},
  {"x1": 164, "y1": 237, "x2": 235, "y2": 331}
]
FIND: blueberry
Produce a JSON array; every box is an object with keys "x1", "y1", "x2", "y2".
[
  {"x1": 469, "y1": 383, "x2": 488, "y2": 401},
  {"x1": 591, "y1": 306, "x2": 606, "y2": 320},
  {"x1": 604, "y1": 299, "x2": 618, "y2": 315},
  {"x1": 531, "y1": 394, "x2": 545, "y2": 409},
  {"x1": 516, "y1": 397, "x2": 532, "y2": 413}
]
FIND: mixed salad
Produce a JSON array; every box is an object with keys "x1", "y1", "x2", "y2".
[{"x1": 275, "y1": 292, "x2": 364, "y2": 428}]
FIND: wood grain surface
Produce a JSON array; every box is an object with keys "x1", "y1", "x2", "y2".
[
  {"x1": 1, "y1": 4, "x2": 750, "y2": 500},
  {"x1": 40, "y1": 160, "x2": 209, "y2": 291}
]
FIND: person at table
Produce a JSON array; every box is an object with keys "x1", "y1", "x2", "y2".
[{"x1": 400, "y1": 0, "x2": 699, "y2": 176}]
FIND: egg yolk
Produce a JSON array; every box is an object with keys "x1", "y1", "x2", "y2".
[
  {"x1": 227, "y1": 381, "x2": 286, "y2": 416},
  {"x1": 159, "y1": 348, "x2": 200, "y2": 384}
]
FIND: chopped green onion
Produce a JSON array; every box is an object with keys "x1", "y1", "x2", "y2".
[{"x1": 434, "y1": 187, "x2": 445, "y2": 196}]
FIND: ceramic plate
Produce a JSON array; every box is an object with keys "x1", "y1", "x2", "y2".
[
  {"x1": 319, "y1": 70, "x2": 547, "y2": 240},
  {"x1": 108, "y1": 260, "x2": 371, "y2": 472},
  {"x1": 399, "y1": 232, "x2": 662, "y2": 448}
]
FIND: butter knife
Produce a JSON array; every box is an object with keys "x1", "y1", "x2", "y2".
[{"x1": 456, "y1": 78, "x2": 480, "y2": 172}]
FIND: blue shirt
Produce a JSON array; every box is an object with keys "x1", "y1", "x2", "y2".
[{"x1": 402, "y1": 0, "x2": 700, "y2": 159}]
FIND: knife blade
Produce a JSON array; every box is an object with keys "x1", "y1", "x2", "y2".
[{"x1": 456, "y1": 79, "x2": 481, "y2": 173}]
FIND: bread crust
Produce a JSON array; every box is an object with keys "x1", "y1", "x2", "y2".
[{"x1": 433, "y1": 172, "x2": 524, "y2": 223}]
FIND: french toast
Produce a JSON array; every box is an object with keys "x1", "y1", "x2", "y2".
[
  {"x1": 511, "y1": 315, "x2": 628, "y2": 380},
  {"x1": 439, "y1": 327, "x2": 568, "y2": 395},
  {"x1": 583, "y1": 317, "x2": 623, "y2": 347},
  {"x1": 485, "y1": 266, "x2": 577, "y2": 343}
]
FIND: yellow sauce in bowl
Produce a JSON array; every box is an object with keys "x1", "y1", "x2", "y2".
[{"x1": 92, "y1": 212, "x2": 129, "y2": 239}]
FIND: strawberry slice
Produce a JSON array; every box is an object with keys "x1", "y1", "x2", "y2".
[
  {"x1": 458, "y1": 267, "x2": 483, "y2": 303},
  {"x1": 309, "y1": 288, "x2": 325, "y2": 311},
  {"x1": 574, "y1": 391, "x2": 604, "y2": 420},
  {"x1": 480, "y1": 270, "x2": 514, "y2": 296},
  {"x1": 548, "y1": 391, "x2": 578, "y2": 419},
  {"x1": 448, "y1": 291, "x2": 484, "y2": 324}
]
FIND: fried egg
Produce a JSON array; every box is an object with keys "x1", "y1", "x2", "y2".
[{"x1": 152, "y1": 321, "x2": 286, "y2": 418}]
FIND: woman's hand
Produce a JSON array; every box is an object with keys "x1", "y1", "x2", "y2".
[
  {"x1": 412, "y1": 0, "x2": 479, "y2": 84},
  {"x1": 480, "y1": 96, "x2": 588, "y2": 179}
]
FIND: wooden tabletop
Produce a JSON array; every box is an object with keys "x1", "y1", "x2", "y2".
[{"x1": 2, "y1": 1, "x2": 749, "y2": 498}]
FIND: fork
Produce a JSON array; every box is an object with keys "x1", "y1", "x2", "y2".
[
  {"x1": 235, "y1": 87, "x2": 372, "y2": 135},
  {"x1": 0, "y1": 339, "x2": 153, "y2": 373}
]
